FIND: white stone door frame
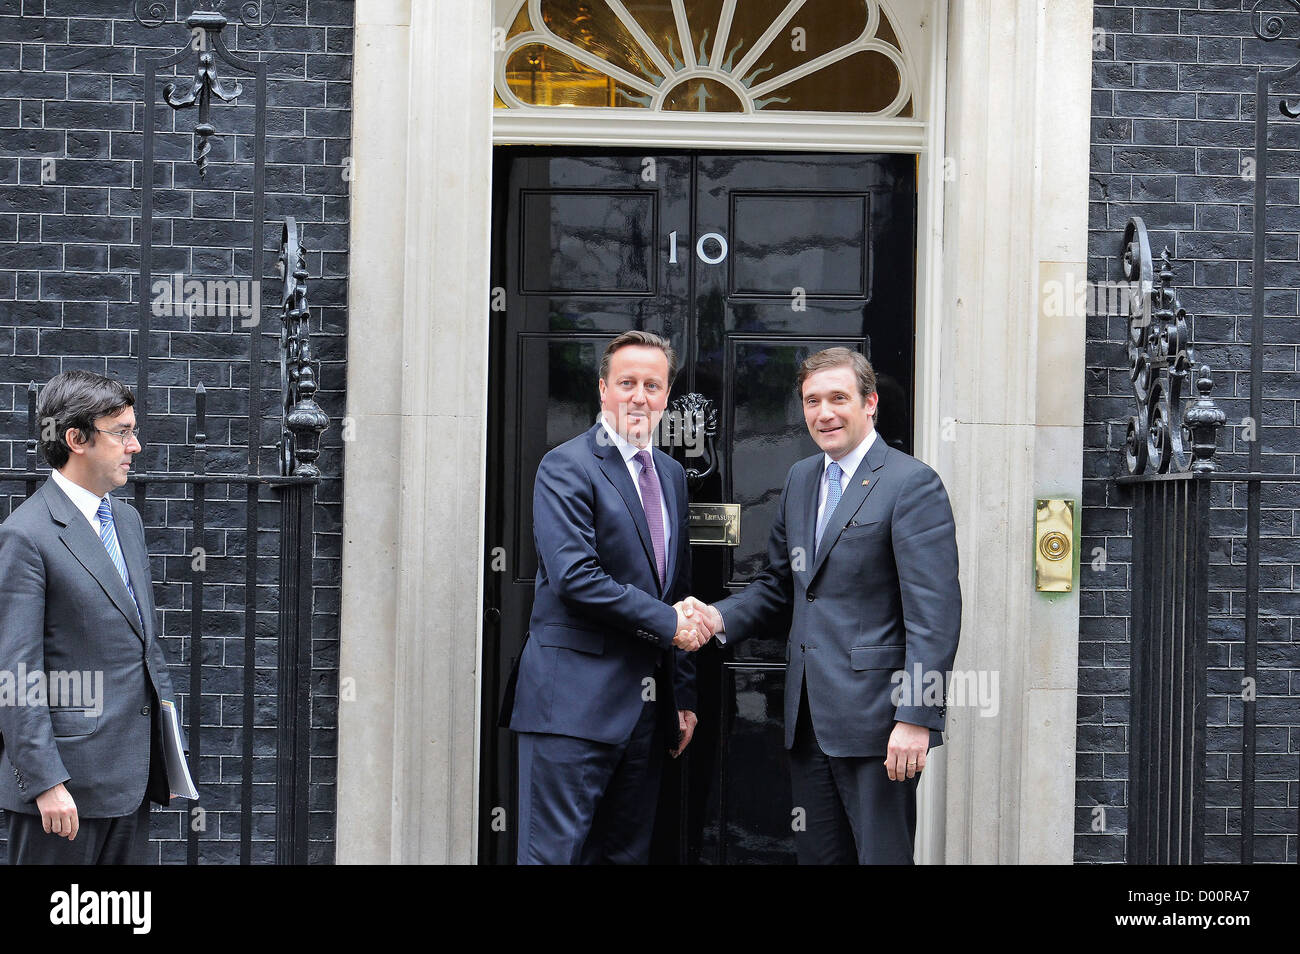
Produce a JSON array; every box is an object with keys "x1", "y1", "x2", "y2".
[
  {"x1": 336, "y1": 0, "x2": 1089, "y2": 865},
  {"x1": 488, "y1": 0, "x2": 954, "y2": 865}
]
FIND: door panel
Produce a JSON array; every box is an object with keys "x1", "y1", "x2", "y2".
[
  {"x1": 482, "y1": 149, "x2": 915, "y2": 865},
  {"x1": 511, "y1": 335, "x2": 613, "y2": 583},
  {"x1": 729, "y1": 193, "x2": 871, "y2": 297},
  {"x1": 520, "y1": 191, "x2": 658, "y2": 294}
]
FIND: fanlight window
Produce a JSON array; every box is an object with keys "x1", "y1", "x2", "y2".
[{"x1": 494, "y1": 0, "x2": 913, "y2": 116}]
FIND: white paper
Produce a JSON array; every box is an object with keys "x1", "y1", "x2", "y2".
[{"x1": 159, "y1": 699, "x2": 199, "y2": 801}]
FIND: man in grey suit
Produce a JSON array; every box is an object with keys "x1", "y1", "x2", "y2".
[
  {"x1": 683, "y1": 348, "x2": 961, "y2": 864},
  {"x1": 0, "y1": 371, "x2": 182, "y2": 864}
]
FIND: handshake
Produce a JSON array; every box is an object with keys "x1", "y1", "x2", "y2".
[{"x1": 671, "y1": 596, "x2": 723, "y2": 652}]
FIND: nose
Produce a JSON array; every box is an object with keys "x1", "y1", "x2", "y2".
[{"x1": 126, "y1": 432, "x2": 142, "y2": 452}]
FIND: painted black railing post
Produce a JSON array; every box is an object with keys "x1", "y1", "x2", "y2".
[
  {"x1": 274, "y1": 219, "x2": 329, "y2": 865},
  {"x1": 24, "y1": 383, "x2": 37, "y2": 501},
  {"x1": 1242, "y1": 0, "x2": 1300, "y2": 863},
  {"x1": 1117, "y1": 217, "x2": 1222, "y2": 864},
  {"x1": 188, "y1": 384, "x2": 206, "y2": 866}
]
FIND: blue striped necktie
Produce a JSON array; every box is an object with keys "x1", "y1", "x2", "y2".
[
  {"x1": 816, "y1": 462, "x2": 844, "y2": 553},
  {"x1": 96, "y1": 497, "x2": 141, "y2": 621}
]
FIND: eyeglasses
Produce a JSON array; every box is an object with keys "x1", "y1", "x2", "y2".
[{"x1": 93, "y1": 426, "x2": 143, "y2": 446}]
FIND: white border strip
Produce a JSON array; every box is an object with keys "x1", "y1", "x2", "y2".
[{"x1": 493, "y1": 109, "x2": 924, "y2": 151}]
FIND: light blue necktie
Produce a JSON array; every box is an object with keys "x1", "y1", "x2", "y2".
[
  {"x1": 815, "y1": 462, "x2": 843, "y2": 553},
  {"x1": 96, "y1": 497, "x2": 141, "y2": 622}
]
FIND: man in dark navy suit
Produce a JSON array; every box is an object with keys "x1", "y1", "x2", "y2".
[
  {"x1": 508, "y1": 330, "x2": 712, "y2": 865},
  {"x1": 684, "y1": 348, "x2": 961, "y2": 864}
]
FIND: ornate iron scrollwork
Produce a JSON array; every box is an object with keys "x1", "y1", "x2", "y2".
[
  {"x1": 1120, "y1": 217, "x2": 1224, "y2": 475},
  {"x1": 132, "y1": 1, "x2": 169, "y2": 28},
  {"x1": 162, "y1": 10, "x2": 244, "y2": 179},
  {"x1": 1252, "y1": 0, "x2": 1300, "y2": 113},
  {"x1": 665, "y1": 392, "x2": 719, "y2": 488},
  {"x1": 1251, "y1": 0, "x2": 1300, "y2": 40},
  {"x1": 135, "y1": 0, "x2": 278, "y2": 31},
  {"x1": 278, "y1": 218, "x2": 329, "y2": 478},
  {"x1": 232, "y1": 0, "x2": 277, "y2": 29}
]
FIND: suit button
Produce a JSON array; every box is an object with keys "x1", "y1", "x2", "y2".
[
  {"x1": 806, "y1": 592, "x2": 815, "y2": 602},
  {"x1": 141, "y1": 705, "x2": 151, "y2": 715},
  {"x1": 800, "y1": 643, "x2": 806, "y2": 652}
]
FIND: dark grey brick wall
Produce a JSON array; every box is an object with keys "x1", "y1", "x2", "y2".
[
  {"x1": 1084, "y1": 0, "x2": 1300, "y2": 863},
  {"x1": 0, "y1": 0, "x2": 351, "y2": 863}
]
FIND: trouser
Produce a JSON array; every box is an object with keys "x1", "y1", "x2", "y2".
[
  {"x1": 787, "y1": 679, "x2": 919, "y2": 864},
  {"x1": 516, "y1": 698, "x2": 664, "y2": 865},
  {"x1": 6, "y1": 796, "x2": 152, "y2": 865}
]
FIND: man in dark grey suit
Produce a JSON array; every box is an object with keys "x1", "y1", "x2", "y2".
[
  {"x1": 684, "y1": 348, "x2": 961, "y2": 864},
  {"x1": 0, "y1": 371, "x2": 182, "y2": 864}
]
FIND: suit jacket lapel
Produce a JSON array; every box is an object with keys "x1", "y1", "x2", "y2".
[
  {"x1": 113, "y1": 497, "x2": 154, "y2": 641},
  {"x1": 793, "y1": 457, "x2": 820, "y2": 591},
  {"x1": 808, "y1": 436, "x2": 889, "y2": 583},
  {"x1": 43, "y1": 480, "x2": 147, "y2": 645},
  {"x1": 590, "y1": 425, "x2": 662, "y2": 594},
  {"x1": 655, "y1": 447, "x2": 681, "y2": 591}
]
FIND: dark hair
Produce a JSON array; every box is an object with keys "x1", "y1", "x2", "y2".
[
  {"x1": 37, "y1": 371, "x2": 135, "y2": 469},
  {"x1": 599, "y1": 330, "x2": 678, "y2": 387},
  {"x1": 796, "y1": 347, "x2": 877, "y2": 402}
]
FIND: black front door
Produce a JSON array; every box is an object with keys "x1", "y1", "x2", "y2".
[{"x1": 481, "y1": 149, "x2": 916, "y2": 864}]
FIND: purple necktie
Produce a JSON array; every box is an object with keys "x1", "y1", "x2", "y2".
[{"x1": 634, "y1": 449, "x2": 667, "y2": 586}]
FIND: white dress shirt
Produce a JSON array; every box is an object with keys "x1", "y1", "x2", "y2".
[
  {"x1": 599, "y1": 414, "x2": 672, "y2": 555},
  {"x1": 51, "y1": 467, "x2": 114, "y2": 536},
  {"x1": 816, "y1": 428, "x2": 877, "y2": 531}
]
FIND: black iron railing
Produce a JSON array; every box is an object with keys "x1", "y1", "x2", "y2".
[
  {"x1": 1122, "y1": 473, "x2": 1210, "y2": 863},
  {"x1": 1117, "y1": 204, "x2": 1300, "y2": 863},
  {"x1": 1116, "y1": 215, "x2": 1225, "y2": 864}
]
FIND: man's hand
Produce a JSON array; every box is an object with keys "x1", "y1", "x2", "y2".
[
  {"x1": 885, "y1": 721, "x2": 930, "y2": 781},
  {"x1": 36, "y1": 783, "x2": 78, "y2": 841},
  {"x1": 671, "y1": 709, "x2": 698, "y2": 758},
  {"x1": 680, "y1": 596, "x2": 723, "y2": 637},
  {"x1": 672, "y1": 601, "x2": 715, "y2": 651}
]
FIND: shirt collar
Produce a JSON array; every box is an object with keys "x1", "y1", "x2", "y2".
[
  {"x1": 600, "y1": 414, "x2": 651, "y2": 465},
  {"x1": 824, "y1": 428, "x2": 877, "y2": 484},
  {"x1": 51, "y1": 468, "x2": 107, "y2": 527}
]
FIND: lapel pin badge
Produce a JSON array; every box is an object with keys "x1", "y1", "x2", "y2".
[{"x1": 862, "y1": 479, "x2": 869, "y2": 486}]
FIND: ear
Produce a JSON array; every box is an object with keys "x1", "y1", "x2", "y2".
[{"x1": 63, "y1": 426, "x2": 90, "y2": 457}]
